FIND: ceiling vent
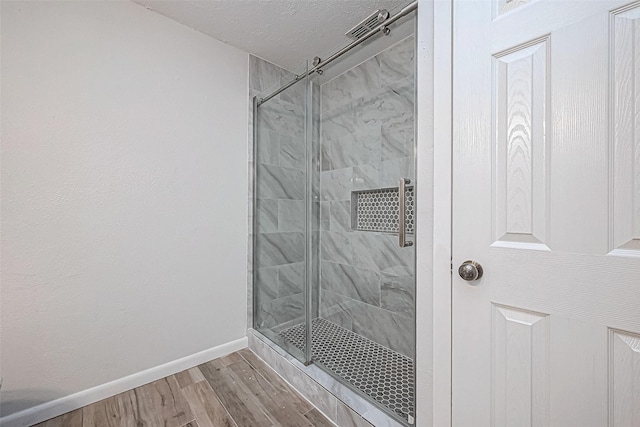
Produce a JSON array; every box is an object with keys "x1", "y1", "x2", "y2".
[{"x1": 345, "y1": 9, "x2": 389, "y2": 40}]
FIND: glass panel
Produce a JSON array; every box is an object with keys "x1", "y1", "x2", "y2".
[
  {"x1": 312, "y1": 11, "x2": 417, "y2": 425},
  {"x1": 253, "y1": 61, "x2": 310, "y2": 364}
]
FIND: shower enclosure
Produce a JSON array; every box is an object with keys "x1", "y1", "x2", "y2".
[{"x1": 252, "y1": 5, "x2": 416, "y2": 424}]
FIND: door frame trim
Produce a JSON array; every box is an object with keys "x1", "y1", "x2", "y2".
[
  {"x1": 432, "y1": 0, "x2": 453, "y2": 425},
  {"x1": 415, "y1": 0, "x2": 453, "y2": 425}
]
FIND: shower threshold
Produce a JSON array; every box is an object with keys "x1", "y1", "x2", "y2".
[{"x1": 279, "y1": 318, "x2": 415, "y2": 423}]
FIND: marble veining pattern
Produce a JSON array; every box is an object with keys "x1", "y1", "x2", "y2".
[
  {"x1": 250, "y1": 55, "x2": 287, "y2": 94},
  {"x1": 321, "y1": 260, "x2": 381, "y2": 306},
  {"x1": 322, "y1": 56, "x2": 381, "y2": 112},
  {"x1": 321, "y1": 104, "x2": 359, "y2": 142},
  {"x1": 320, "y1": 289, "x2": 360, "y2": 327},
  {"x1": 258, "y1": 100, "x2": 305, "y2": 140},
  {"x1": 352, "y1": 164, "x2": 381, "y2": 191},
  {"x1": 349, "y1": 232, "x2": 414, "y2": 277},
  {"x1": 256, "y1": 292, "x2": 304, "y2": 329},
  {"x1": 278, "y1": 199, "x2": 305, "y2": 232},
  {"x1": 257, "y1": 128, "x2": 280, "y2": 165},
  {"x1": 321, "y1": 168, "x2": 353, "y2": 201},
  {"x1": 255, "y1": 232, "x2": 305, "y2": 267},
  {"x1": 329, "y1": 200, "x2": 351, "y2": 232},
  {"x1": 380, "y1": 274, "x2": 415, "y2": 317},
  {"x1": 256, "y1": 199, "x2": 278, "y2": 233},
  {"x1": 278, "y1": 262, "x2": 304, "y2": 298},
  {"x1": 322, "y1": 127, "x2": 382, "y2": 171},
  {"x1": 381, "y1": 122, "x2": 413, "y2": 161},
  {"x1": 321, "y1": 231, "x2": 353, "y2": 265},
  {"x1": 257, "y1": 163, "x2": 305, "y2": 201},
  {"x1": 255, "y1": 267, "x2": 278, "y2": 304},
  {"x1": 321, "y1": 201, "x2": 331, "y2": 231},
  {"x1": 279, "y1": 133, "x2": 305, "y2": 170},
  {"x1": 379, "y1": 36, "x2": 416, "y2": 87},
  {"x1": 355, "y1": 80, "x2": 414, "y2": 131},
  {"x1": 321, "y1": 78, "x2": 414, "y2": 144}
]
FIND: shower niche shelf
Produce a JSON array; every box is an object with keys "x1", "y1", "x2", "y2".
[{"x1": 351, "y1": 186, "x2": 414, "y2": 234}]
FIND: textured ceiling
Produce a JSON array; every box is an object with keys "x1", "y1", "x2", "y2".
[{"x1": 132, "y1": 0, "x2": 411, "y2": 70}]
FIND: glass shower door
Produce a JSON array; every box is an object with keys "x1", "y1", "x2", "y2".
[
  {"x1": 252, "y1": 62, "x2": 313, "y2": 364},
  {"x1": 252, "y1": 10, "x2": 417, "y2": 424},
  {"x1": 310, "y1": 28, "x2": 417, "y2": 425}
]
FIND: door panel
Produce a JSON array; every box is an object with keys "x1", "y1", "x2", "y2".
[
  {"x1": 492, "y1": 36, "x2": 549, "y2": 250},
  {"x1": 453, "y1": 1, "x2": 640, "y2": 426},
  {"x1": 612, "y1": 4, "x2": 640, "y2": 256}
]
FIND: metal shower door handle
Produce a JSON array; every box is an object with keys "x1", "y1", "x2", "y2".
[{"x1": 399, "y1": 178, "x2": 413, "y2": 248}]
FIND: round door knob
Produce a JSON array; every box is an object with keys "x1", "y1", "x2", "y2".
[{"x1": 458, "y1": 260, "x2": 483, "y2": 281}]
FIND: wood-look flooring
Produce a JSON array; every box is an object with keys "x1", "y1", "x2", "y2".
[{"x1": 34, "y1": 349, "x2": 335, "y2": 427}]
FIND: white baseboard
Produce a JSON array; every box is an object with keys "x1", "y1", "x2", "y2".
[{"x1": 0, "y1": 337, "x2": 248, "y2": 427}]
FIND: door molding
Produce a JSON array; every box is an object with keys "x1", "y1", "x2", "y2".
[
  {"x1": 416, "y1": 0, "x2": 453, "y2": 426},
  {"x1": 432, "y1": 0, "x2": 453, "y2": 425}
]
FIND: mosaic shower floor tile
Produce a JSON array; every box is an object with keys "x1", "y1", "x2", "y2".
[{"x1": 279, "y1": 318, "x2": 415, "y2": 423}]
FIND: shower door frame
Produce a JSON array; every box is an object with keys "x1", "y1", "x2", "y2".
[{"x1": 303, "y1": 72, "x2": 315, "y2": 366}]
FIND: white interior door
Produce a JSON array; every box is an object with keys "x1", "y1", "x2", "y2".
[{"x1": 452, "y1": 1, "x2": 640, "y2": 426}]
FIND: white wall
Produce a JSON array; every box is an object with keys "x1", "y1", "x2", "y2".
[{"x1": 0, "y1": 0, "x2": 248, "y2": 421}]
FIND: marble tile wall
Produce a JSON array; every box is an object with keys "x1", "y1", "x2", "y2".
[
  {"x1": 319, "y1": 35, "x2": 416, "y2": 358},
  {"x1": 249, "y1": 56, "x2": 308, "y2": 332}
]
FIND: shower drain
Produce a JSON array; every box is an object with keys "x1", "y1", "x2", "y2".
[{"x1": 279, "y1": 318, "x2": 415, "y2": 423}]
